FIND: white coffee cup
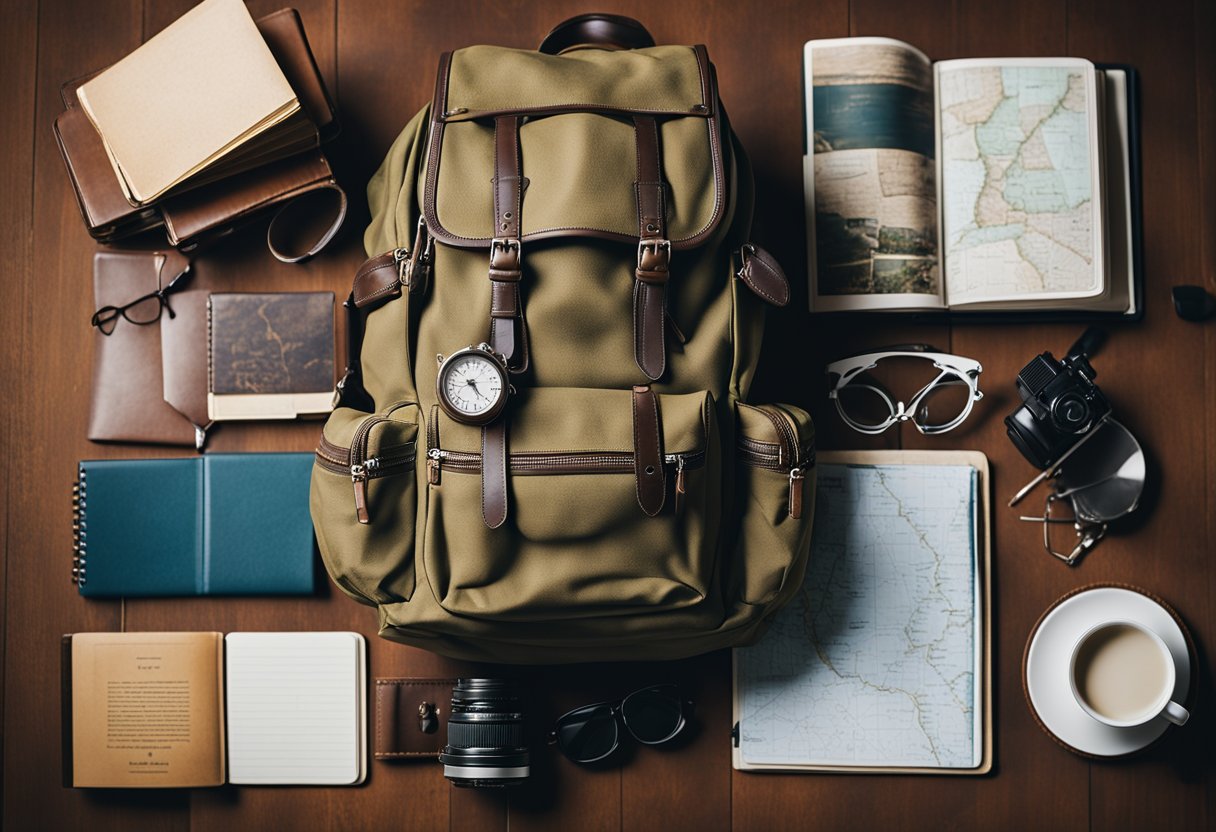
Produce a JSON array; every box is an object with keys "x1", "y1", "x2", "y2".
[{"x1": 1069, "y1": 620, "x2": 1189, "y2": 728}]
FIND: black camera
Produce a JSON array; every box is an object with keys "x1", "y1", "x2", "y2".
[
  {"x1": 439, "y1": 679, "x2": 530, "y2": 788},
  {"x1": 1005, "y1": 331, "x2": 1111, "y2": 470}
]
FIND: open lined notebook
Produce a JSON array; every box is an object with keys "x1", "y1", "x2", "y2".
[
  {"x1": 226, "y1": 633, "x2": 367, "y2": 785},
  {"x1": 62, "y1": 631, "x2": 366, "y2": 788}
]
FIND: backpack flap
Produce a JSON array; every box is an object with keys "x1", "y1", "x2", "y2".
[{"x1": 422, "y1": 44, "x2": 728, "y2": 380}]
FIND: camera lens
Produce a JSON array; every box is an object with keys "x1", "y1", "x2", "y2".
[
  {"x1": 439, "y1": 679, "x2": 529, "y2": 788},
  {"x1": 1051, "y1": 392, "x2": 1091, "y2": 432}
]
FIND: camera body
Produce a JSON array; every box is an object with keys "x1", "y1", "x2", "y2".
[{"x1": 1005, "y1": 350, "x2": 1111, "y2": 469}]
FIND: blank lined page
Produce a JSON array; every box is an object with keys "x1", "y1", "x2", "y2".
[{"x1": 224, "y1": 632, "x2": 365, "y2": 785}]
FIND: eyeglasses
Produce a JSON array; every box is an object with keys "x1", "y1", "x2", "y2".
[
  {"x1": 1011, "y1": 417, "x2": 1146, "y2": 565},
  {"x1": 827, "y1": 345, "x2": 983, "y2": 435},
  {"x1": 548, "y1": 684, "x2": 691, "y2": 764},
  {"x1": 91, "y1": 263, "x2": 193, "y2": 335}
]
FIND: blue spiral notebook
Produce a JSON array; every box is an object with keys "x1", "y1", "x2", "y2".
[{"x1": 72, "y1": 453, "x2": 316, "y2": 597}]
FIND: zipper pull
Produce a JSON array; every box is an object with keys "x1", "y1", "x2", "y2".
[
  {"x1": 674, "y1": 455, "x2": 687, "y2": 517},
  {"x1": 393, "y1": 247, "x2": 410, "y2": 281},
  {"x1": 427, "y1": 448, "x2": 443, "y2": 485},
  {"x1": 351, "y1": 462, "x2": 371, "y2": 524},
  {"x1": 788, "y1": 466, "x2": 805, "y2": 519}
]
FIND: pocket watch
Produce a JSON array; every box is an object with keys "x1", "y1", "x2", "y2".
[{"x1": 435, "y1": 343, "x2": 510, "y2": 425}]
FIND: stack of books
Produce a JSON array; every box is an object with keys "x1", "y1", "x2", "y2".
[
  {"x1": 54, "y1": 0, "x2": 342, "y2": 252},
  {"x1": 76, "y1": 0, "x2": 315, "y2": 206}
]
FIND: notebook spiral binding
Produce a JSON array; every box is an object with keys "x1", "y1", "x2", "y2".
[{"x1": 71, "y1": 467, "x2": 87, "y2": 586}]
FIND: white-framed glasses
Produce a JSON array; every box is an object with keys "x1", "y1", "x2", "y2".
[{"x1": 827, "y1": 345, "x2": 984, "y2": 435}]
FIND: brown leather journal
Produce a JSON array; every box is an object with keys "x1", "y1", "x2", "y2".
[
  {"x1": 87, "y1": 250, "x2": 207, "y2": 447},
  {"x1": 55, "y1": 8, "x2": 340, "y2": 249},
  {"x1": 374, "y1": 678, "x2": 457, "y2": 759}
]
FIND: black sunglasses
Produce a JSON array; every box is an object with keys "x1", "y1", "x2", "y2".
[
  {"x1": 91, "y1": 264, "x2": 193, "y2": 335},
  {"x1": 548, "y1": 684, "x2": 691, "y2": 764}
]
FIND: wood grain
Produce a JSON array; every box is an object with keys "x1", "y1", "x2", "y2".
[{"x1": 2, "y1": 1, "x2": 1213, "y2": 830}]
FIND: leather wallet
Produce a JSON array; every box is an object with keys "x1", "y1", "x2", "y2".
[
  {"x1": 55, "y1": 8, "x2": 340, "y2": 250},
  {"x1": 374, "y1": 678, "x2": 458, "y2": 760},
  {"x1": 87, "y1": 250, "x2": 204, "y2": 447}
]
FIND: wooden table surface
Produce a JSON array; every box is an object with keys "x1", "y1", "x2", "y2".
[{"x1": 2, "y1": 0, "x2": 1214, "y2": 829}]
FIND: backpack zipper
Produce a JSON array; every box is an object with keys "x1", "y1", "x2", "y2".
[
  {"x1": 426, "y1": 447, "x2": 705, "y2": 496},
  {"x1": 315, "y1": 402, "x2": 416, "y2": 523}
]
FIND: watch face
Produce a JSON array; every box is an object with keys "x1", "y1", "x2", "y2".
[{"x1": 441, "y1": 352, "x2": 504, "y2": 418}]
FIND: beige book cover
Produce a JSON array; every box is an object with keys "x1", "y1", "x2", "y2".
[
  {"x1": 67, "y1": 632, "x2": 225, "y2": 788},
  {"x1": 76, "y1": 0, "x2": 300, "y2": 205}
]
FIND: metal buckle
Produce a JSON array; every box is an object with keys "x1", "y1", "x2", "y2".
[
  {"x1": 637, "y1": 238, "x2": 671, "y2": 270},
  {"x1": 491, "y1": 237, "x2": 521, "y2": 256}
]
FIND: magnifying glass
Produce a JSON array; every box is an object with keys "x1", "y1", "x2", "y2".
[{"x1": 1015, "y1": 419, "x2": 1147, "y2": 565}]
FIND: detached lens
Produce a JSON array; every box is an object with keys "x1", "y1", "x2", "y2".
[
  {"x1": 1056, "y1": 420, "x2": 1145, "y2": 523},
  {"x1": 440, "y1": 679, "x2": 530, "y2": 788},
  {"x1": 556, "y1": 704, "x2": 618, "y2": 763},
  {"x1": 621, "y1": 685, "x2": 684, "y2": 744}
]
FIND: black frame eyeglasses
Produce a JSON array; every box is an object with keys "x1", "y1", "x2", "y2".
[
  {"x1": 548, "y1": 684, "x2": 692, "y2": 764},
  {"x1": 90, "y1": 264, "x2": 193, "y2": 335}
]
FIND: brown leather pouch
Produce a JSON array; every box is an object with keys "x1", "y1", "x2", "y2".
[
  {"x1": 88, "y1": 250, "x2": 204, "y2": 447},
  {"x1": 374, "y1": 678, "x2": 457, "y2": 760}
]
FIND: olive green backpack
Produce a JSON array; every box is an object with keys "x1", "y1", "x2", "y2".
[{"x1": 311, "y1": 15, "x2": 816, "y2": 663}]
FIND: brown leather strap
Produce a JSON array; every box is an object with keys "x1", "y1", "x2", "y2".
[
  {"x1": 633, "y1": 116, "x2": 669, "y2": 381},
  {"x1": 352, "y1": 252, "x2": 401, "y2": 308},
  {"x1": 632, "y1": 385, "x2": 665, "y2": 516},
  {"x1": 489, "y1": 116, "x2": 528, "y2": 371},
  {"x1": 737, "y1": 243, "x2": 791, "y2": 307},
  {"x1": 481, "y1": 420, "x2": 509, "y2": 528}
]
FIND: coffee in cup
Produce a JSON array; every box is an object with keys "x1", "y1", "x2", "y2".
[{"x1": 1069, "y1": 620, "x2": 1189, "y2": 728}]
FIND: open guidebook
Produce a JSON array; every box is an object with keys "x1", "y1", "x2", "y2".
[{"x1": 803, "y1": 38, "x2": 1141, "y2": 316}]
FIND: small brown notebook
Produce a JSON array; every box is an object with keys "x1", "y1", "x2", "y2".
[{"x1": 207, "y1": 292, "x2": 335, "y2": 421}]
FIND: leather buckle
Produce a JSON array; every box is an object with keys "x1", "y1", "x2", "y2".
[
  {"x1": 636, "y1": 239, "x2": 671, "y2": 284},
  {"x1": 637, "y1": 239, "x2": 671, "y2": 269},
  {"x1": 490, "y1": 237, "x2": 522, "y2": 274}
]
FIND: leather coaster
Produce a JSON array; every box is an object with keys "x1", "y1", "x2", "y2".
[
  {"x1": 1021, "y1": 582, "x2": 1197, "y2": 760},
  {"x1": 374, "y1": 678, "x2": 457, "y2": 760}
]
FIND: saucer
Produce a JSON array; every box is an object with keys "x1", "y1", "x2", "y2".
[{"x1": 1023, "y1": 584, "x2": 1193, "y2": 758}]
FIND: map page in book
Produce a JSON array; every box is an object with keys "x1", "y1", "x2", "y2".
[
  {"x1": 735, "y1": 462, "x2": 982, "y2": 770},
  {"x1": 937, "y1": 58, "x2": 1104, "y2": 306}
]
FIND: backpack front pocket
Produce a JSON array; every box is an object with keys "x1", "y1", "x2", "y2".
[
  {"x1": 732, "y1": 402, "x2": 816, "y2": 606},
  {"x1": 423, "y1": 387, "x2": 720, "y2": 621},
  {"x1": 311, "y1": 402, "x2": 420, "y2": 605}
]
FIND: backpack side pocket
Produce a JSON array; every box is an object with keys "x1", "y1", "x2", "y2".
[
  {"x1": 733, "y1": 402, "x2": 816, "y2": 606},
  {"x1": 311, "y1": 403, "x2": 420, "y2": 605}
]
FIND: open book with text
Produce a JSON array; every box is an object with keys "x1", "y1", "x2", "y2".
[{"x1": 804, "y1": 38, "x2": 1140, "y2": 317}]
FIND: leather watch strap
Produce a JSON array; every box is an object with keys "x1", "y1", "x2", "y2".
[
  {"x1": 481, "y1": 420, "x2": 509, "y2": 528},
  {"x1": 375, "y1": 678, "x2": 457, "y2": 760},
  {"x1": 632, "y1": 384, "x2": 665, "y2": 516},
  {"x1": 632, "y1": 116, "x2": 669, "y2": 381},
  {"x1": 489, "y1": 116, "x2": 528, "y2": 372}
]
